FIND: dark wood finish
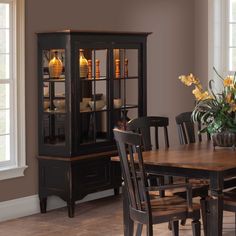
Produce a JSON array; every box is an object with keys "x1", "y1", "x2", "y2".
[
  {"x1": 127, "y1": 116, "x2": 169, "y2": 150},
  {"x1": 175, "y1": 111, "x2": 211, "y2": 144},
  {"x1": 112, "y1": 141, "x2": 236, "y2": 236},
  {"x1": 127, "y1": 116, "x2": 169, "y2": 193},
  {"x1": 113, "y1": 129, "x2": 201, "y2": 236},
  {"x1": 175, "y1": 111, "x2": 210, "y2": 229},
  {"x1": 37, "y1": 31, "x2": 149, "y2": 217},
  {"x1": 38, "y1": 153, "x2": 121, "y2": 217}
]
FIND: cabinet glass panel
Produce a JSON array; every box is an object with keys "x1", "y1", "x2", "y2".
[
  {"x1": 113, "y1": 50, "x2": 138, "y2": 109},
  {"x1": 79, "y1": 49, "x2": 108, "y2": 112},
  {"x1": 43, "y1": 114, "x2": 66, "y2": 145},
  {"x1": 79, "y1": 48, "x2": 109, "y2": 144},
  {"x1": 80, "y1": 111, "x2": 109, "y2": 144},
  {"x1": 113, "y1": 49, "x2": 138, "y2": 79},
  {"x1": 42, "y1": 49, "x2": 66, "y2": 146}
]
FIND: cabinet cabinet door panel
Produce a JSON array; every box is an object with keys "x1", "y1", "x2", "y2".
[{"x1": 74, "y1": 159, "x2": 111, "y2": 192}]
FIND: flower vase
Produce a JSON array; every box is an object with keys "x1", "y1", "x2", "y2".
[{"x1": 212, "y1": 131, "x2": 236, "y2": 149}]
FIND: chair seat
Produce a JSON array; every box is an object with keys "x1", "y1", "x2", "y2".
[
  {"x1": 145, "y1": 196, "x2": 200, "y2": 223},
  {"x1": 149, "y1": 179, "x2": 208, "y2": 198}
]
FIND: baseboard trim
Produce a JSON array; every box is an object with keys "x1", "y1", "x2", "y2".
[{"x1": 0, "y1": 189, "x2": 116, "y2": 222}]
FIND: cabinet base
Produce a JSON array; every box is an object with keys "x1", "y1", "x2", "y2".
[{"x1": 38, "y1": 155, "x2": 121, "y2": 217}]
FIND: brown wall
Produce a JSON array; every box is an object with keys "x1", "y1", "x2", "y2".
[
  {"x1": 0, "y1": 0, "x2": 197, "y2": 201},
  {"x1": 194, "y1": 0, "x2": 208, "y2": 86}
]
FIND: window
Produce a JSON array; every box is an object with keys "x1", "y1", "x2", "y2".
[
  {"x1": 229, "y1": 0, "x2": 236, "y2": 71},
  {"x1": 0, "y1": 0, "x2": 26, "y2": 180}
]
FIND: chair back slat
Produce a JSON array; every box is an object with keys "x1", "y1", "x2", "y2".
[
  {"x1": 127, "y1": 116, "x2": 169, "y2": 150},
  {"x1": 175, "y1": 111, "x2": 210, "y2": 144},
  {"x1": 113, "y1": 129, "x2": 151, "y2": 214}
]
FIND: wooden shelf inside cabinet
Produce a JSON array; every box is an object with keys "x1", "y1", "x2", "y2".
[
  {"x1": 114, "y1": 76, "x2": 139, "y2": 80},
  {"x1": 43, "y1": 109, "x2": 66, "y2": 114},
  {"x1": 81, "y1": 76, "x2": 108, "y2": 81},
  {"x1": 43, "y1": 78, "x2": 65, "y2": 82}
]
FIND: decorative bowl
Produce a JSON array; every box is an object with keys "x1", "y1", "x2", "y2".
[
  {"x1": 44, "y1": 100, "x2": 50, "y2": 110},
  {"x1": 80, "y1": 101, "x2": 88, "y2": 111},
  {"x1": 89, "y1": 100, "x2": 106, "y2": 111},
  {"x1": 212, "y1": 131, "x2": 236, "y2": 149},
  {"x1": 113, "y1": 98, "x2": 122, "y2": 108},
  {"x1": 53, "y1": 99, "x2": 65, "y2": 110}
]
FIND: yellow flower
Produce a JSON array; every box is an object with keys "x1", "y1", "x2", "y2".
[
  {"x1": 192, "y1": 86, "x2": 212, "y2": 101},
  {"x1": 225, "y1": 92, "x2": 232, "y2": 104},
  {"x1": 223, "y1": 76, "x2": 234, "y2": 87},
  {"x1": 179, "y1": 73, "x2": 200, "y2": 87},
  {"x1": 229, "y1": 102, "x2": 236, "y2": 112}
]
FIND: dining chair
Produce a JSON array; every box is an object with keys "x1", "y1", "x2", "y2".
[
  {"x1": 175, "y1": 111, "x2": 211, "y2": 144},
  {"x1": 175, "y1": 111, "x2": 210, "y2": 231},
  {"x1": 126, "y1": 116, "x2": 170, "y2": 190},
  {"x1": 126, "y1": 116, "x2": 169, "y2": 150},
  {"x1": 113, "y1": 128, "x2": 201, "y2": 236}
]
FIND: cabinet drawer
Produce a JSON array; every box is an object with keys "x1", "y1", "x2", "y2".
[{"x1": 73, "y1": 159, "x2": 111, "y2": 192}]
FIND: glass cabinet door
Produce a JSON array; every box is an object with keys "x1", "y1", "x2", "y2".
[
  {"x1": 113, "y1": 48, "x2": 139, "y2": 130},
  {"x1": 78, "y1": 48, "x2": 110, "y2": 145},
  {"x1": 41, "y1": 49, "x2": 66, "y2": 145}
]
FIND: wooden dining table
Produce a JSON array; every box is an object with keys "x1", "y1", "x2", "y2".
[{"x1": 112, "y1": 141, "x2": 236, "y2": 236}]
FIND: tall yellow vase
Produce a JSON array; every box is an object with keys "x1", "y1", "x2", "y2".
[
  {"x1": 79, "y1": 49, "x2": 88, "y2": 78},
  {"x1": 48, "y1": 51, "x2": 63, "y2": 78}
]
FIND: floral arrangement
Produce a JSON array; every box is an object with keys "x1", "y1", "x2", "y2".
[{"x1": 179, "y1": 69, "x2": 236, "y2": 135}]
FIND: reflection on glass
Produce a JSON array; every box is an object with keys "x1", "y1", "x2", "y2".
[
  {"x1": 80, "y1": 111, "x2": 108, "y2": 144},
  {"x1": 43, "y1": 114, "x2": 66, "y2": 145},
  {"x1": 113, "y1": 49, "x2": 138, "y2": 78}
]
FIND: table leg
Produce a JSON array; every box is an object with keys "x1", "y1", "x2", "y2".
[
  {"x1": 207, "y1": 176, "x2": 224, "y2": 236},
  {"x1": 122, "y1": 185, "x2": 133, "y2": 236}
]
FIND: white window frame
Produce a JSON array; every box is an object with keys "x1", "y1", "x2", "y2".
[
  {"x1": 208, "y1": 0, "x2": 233, "y2": 86},
  {"x1": 0, "y1": 0, "x2": 27, "y2": 180}
]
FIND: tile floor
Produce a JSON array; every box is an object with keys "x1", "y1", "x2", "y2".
[{"x1": 0, "y1": 195, "x2": 234, "y2": 236}]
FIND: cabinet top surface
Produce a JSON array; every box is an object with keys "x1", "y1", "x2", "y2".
[{"x1": 37, "y1": 29, "x2": 152, "y2": 36}]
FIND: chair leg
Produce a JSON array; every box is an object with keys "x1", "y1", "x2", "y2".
[
  {"x1": 200, "y1": 197, "x2": 207, "y2": 236},
  {"x1": 136, "y1": 223, "x2": 143, "y2": 236},
  {"x1": 191, "y1": 220, "x2": 201, "y2": 236},
  {"x1": 146, "y1": 224, "x2": 153, "y2": 236},
  {"x1": 235, "y1": 212, "x2": 236, "y2": 236},
  {"x1": 180, "y1": 219, "x2": 186, "y2": 226},
  {"x1": 171, "y1": 221, "x2": 179, "y2": 236}
]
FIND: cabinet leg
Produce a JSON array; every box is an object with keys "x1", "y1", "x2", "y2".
[
  {"x1": 114, "y1": 187, "x2": 120, "y2": 195},
  {"x1": 39, "y1": 197, "x2": 47, "y2": 213},
  {"x1": 67, "y1": 201, "x2": 75, "y2": 218}
]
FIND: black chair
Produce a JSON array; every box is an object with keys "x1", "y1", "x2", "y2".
[
  {"x1": 126, "y1": 116, "x2": 169, "y2": 150},
  {"x1": 126, "y1": 116, "x2": 170, "y2": 190},
  {"x1": 175, "y1": 111, "x2": 211, "y2": 144},
  {"x1": 113, "y1": 128, "x2": 201, "y2": 236},
  {"x1": 176, "y1": 112, "x2": 236, "y2": 233}
]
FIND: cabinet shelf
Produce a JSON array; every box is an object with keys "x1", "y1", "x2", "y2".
[
  {"x1": 81, "y1": 76, "x2": 139, "y2": 81},
  {"x1": 43, "y1": 78, "x2": 65, "y2": 82},
  {"x1": 43, "y1": 109, "x2": 66, "y2": 114}
]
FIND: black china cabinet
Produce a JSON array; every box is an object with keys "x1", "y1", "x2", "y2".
[{"x1": 37, "y1": 30, "x2": 149, "y2": 217}]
